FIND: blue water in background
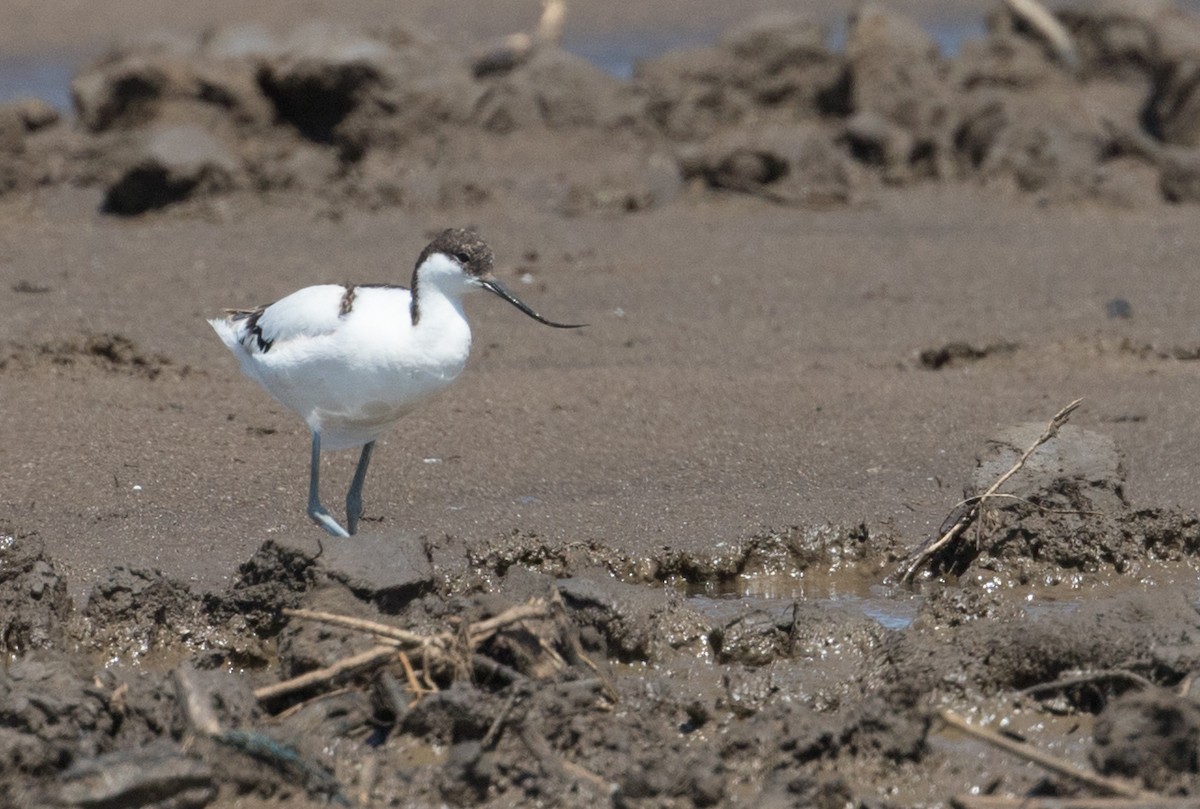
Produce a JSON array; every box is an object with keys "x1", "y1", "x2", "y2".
[
  {"x1": 568, "y1": 18, "x2": 987, "y2": 81},
  {"x1": 0, "y1": 56, "x2": 75, "y2": 110},
  {"x1": 0, "y1": 18, "x2": 992, "y2": 113},
  {"x1": 5, "y1": 2, "x2": 1200, "y2": 112}
]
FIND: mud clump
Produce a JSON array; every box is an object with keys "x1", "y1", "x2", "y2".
[
  {"x1": 82, "y1": 566, "x2": 210, "y2": 660},
  {"x1": 101, "y1": 125, "x2": 239, "y2": 215},
  {"x1": 0, "y1": 534, "x2": 71, "y2": 654},
  {"x1": 4, "y1": 418, "x2": 1200, "y2": 804},
  {"x1": 5, "y1": 5, "x2": 1200, "y2": 214},
  {"x1": 1093, "y1": 689, "x2": 1200, "y2": 792},
  {"x1": 906, "y1": 419, "x2": 1200, "y2": 586},
  {"x1": 918, "y1": 340, "x2": 1021, "y2": 369},
  {"x1": 0, "y1": 651, "x2": 115, "y2": 777}
]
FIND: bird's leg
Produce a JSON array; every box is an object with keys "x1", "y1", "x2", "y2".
[
  {"x1": 307, "y1": 432, "x2": 350, "y2": 538},
  {"x1": 345, "y1": 440, "x2": 375, "y2": 536}
]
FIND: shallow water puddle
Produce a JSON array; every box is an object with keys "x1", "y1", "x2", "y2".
[
  {"x1": 683, "y1": 559, "x2": 1200, "y2": 633},
  {"x1": 683, "y1": 567, "x2": 922, "y2": 631}
]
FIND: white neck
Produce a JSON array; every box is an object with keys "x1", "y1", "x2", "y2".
[{"x1": 411, "y1": 253, "x2": 474, "y2": 326}]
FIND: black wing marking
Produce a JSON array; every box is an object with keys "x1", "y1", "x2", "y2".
[{"x1": 225, "y1": 307, "x2": 273, "y2": 352}]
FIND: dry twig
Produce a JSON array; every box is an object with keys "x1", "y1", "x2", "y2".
[
  {"x1": 954, "y1": 796, "x2": 1198, "y2": 809},
  {"x1": 174, "y1": 663, "x2": 222, "y2": 739},
  {"x1": 282, "y1": 608, "x2": 435, "y2": 649},
  {"x1": 938, "y1": 709, "x2": 1148, "y2": 799},
  {"x1": 398, "y1": 650, "x2": 431, "y2": 699},
  {"x1": 1004, "y1": 0, "x2": 1078, "y2": 68},
  {"x1": 472, "y1": 653, "x2": 528, "y2": 687},
  {"x1": 259, "y1": 599, "x2": 568, "y2": 708},
  {"x1": 175, "y1": 662, "x2": 352, "y2": 803},
  {"x1": 482, "y1": 690, "x2": 522, "y2": 750},
  {"x1": 901, "y1": 398, "x2": 1083, "y2": 583},
  {"x1": 255, "y1": 645, "x2": 400, "y2": 703},
  {"x1": 518, "y1": 723, "x2": 613, "y2": 794},
  {"x1": 469, "y1": 601, "x2": 553, "y2": 645},
  {"x1": 1021, "y1": 669, "x2": 1154, "y2": 697},
  {"x1": 474, "y1": 0, "x2": 566, "y2": 75}
]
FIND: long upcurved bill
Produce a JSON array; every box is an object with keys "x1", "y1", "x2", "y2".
[{"x1": 480, "y1": 279, "x2": 586, "y2": 329}]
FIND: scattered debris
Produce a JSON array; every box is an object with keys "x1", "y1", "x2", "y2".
[
  {"x1": 901, "y1": 397, "x2": 1083, "y2": 583},
  {"x1": 919, "y1": 341, "x2": 1021, "y2": 369}
]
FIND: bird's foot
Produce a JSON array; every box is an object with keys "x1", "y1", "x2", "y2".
[{"x1": 309, "y1": 507, "x2": 351, "y2": 538}]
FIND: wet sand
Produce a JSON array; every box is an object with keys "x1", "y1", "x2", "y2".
[
  {"x1": 3, "y1": 2, "x2": 1200, "y2": 806},
  {"x1": 4, "y1": 185, "x2": 1200, "y2": 593}
]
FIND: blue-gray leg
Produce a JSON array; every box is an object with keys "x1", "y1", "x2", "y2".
[
  {"x1": 345, "y1": 440, "x2": 375, "y2": 536},
  {"x1": 307, "y1": 432, "x2": 350, "y2": 538}
]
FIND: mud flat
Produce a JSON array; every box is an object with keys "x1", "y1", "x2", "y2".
[{"x1": 5, "y1": 2, "x2": 1200, "y2": 807}]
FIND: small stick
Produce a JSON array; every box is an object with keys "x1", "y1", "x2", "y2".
[
  {"x1": 472, "y1": 653, "x2": 528, "y2": 687},
  {"x1": 109, "y1": 682, "x2": 130, "y2": 716},
  {"x1": 534, "y1": 0, "x2": 566, "y2": 45},
  {"x1": 550, "y1": 589, "x2": 620, "y2": 703},
  {"x1": 937, "y1": 709, "x2": 1148, "y2": 799},
  {"x1": 255, "y1": 645, "x2": 399, "y2": 703},
  {"x1": 270, "y1": 687, "x2": 354, "y2": 723},
  {"x1": 560, "y1": 758, "x2": 615, "y2": 793},
  {"x1": 285, "y1": 602, "x2": 552, "y2": 652},
  {"x1": 474, "y1": 0, "x2": 566, "y2": 75},
  {"x1": 420, "y1": 645, "x2": 438, "y2": 692},
  {"x1": 947, "y1": 492, "x2": 1103, "y2": 517},
  {"x1": 1021, "y1": 669, "x2": 1154, "y2": 697},
  {"x1": 518, "y1": 723, "x2": 613, "y2": 793},
  {"x1": 954, "y1": 796, "x2": 1196, "y2": 809},
  {"x1": 283, "y1": 608, "x2": 435, "y2": 649},
  {"x1": 536, "y1": 634, "x2": 569, "y2": 670},
  {"x1": 174, "y1": 663, "x2": 222, "y2": 738},
  {"x1": 901, "y1": 398, "x2": 1083, "y2": 583},
  {"x1": 469, "y1": 601, "x2": 551, "y2": 646},
  {"x1": 357, "y1": 755, "x2": 377, "y2": 806},
  {"x1": 265, "y1": 599, "x2": 576, "y2": 708},
  {"x1": 1003, "y1": 0, "x2": 1078, "y2": 69},
  {"x1": 482, "y1": 690, "x2": 521, "y2": 749},
  {"x1": 397, "y1": 650, "x2": 427, "y2": 701}
]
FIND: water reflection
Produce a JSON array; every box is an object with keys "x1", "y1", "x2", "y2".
[
  {"x1": 686, "y1": 571, "x2": 921, "y2": 631},
  {"x1": 0, "y1": 56, "x2": 75, "y2": 110}
]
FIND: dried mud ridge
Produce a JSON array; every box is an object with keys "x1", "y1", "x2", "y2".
[
  {"x1": 5, "y1": 423, "x2": 1200, "y2": 807},
  {"x1": 0, "y1": 332, "x2": 178, "y2": 378},
  {"x1": 4, "y1": 2, "x2": 1200, "y2": 215},
  {"x1": 918, "y1": 334, "x2": 1200, "y2": 370}
]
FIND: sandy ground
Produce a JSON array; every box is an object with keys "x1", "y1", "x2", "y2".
[
  {"x1": 4, "y1": 1, "x2": 1200, "y2": 807},
  {"x1": 3, "y1": 185, "x2": 1199, "y2": 595}
]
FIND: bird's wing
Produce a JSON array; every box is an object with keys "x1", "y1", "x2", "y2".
[{"x1": 228, "y1": 284, "x2": 351, "y2": 353}]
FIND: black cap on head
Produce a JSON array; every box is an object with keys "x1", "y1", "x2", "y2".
[
  {"x1": 412, "y1": 228, "x2": 586, "y2": 329},
  {"x1": 417, "y1": 228, "x2": 494, "y2": 279}
]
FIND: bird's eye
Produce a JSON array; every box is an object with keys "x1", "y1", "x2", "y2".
[{"x1": 454, "y1": 251, "x2": 471, "y2": 264}]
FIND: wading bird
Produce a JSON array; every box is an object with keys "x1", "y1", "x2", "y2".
[{"x1": 209, "y1": 228, "x2": 582, "y2": 537}]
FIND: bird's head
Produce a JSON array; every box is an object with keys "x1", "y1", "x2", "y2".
[{"x1": 414, "y1": 228, "x2": 585, "y2": 329}]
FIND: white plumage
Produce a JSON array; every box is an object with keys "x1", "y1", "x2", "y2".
[
  {"x1": 209, "y1": 228, "x2": 581, "y2": 537},
  {"x1": 210, "y1": 279, "x2": 471, "y2": 450}
]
